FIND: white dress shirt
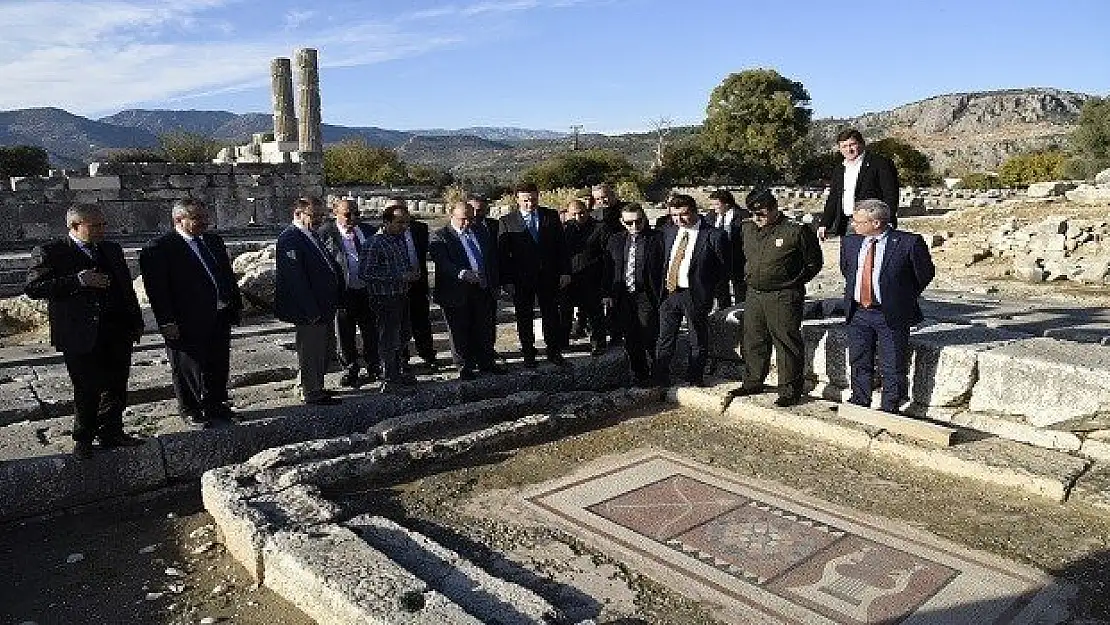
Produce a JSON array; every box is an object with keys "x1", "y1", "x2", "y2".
[
  {"x1": 841, "y1": 153, "x2": 865, "y2": 216},
  {"x1": 667, "y1": 222, "x2": 701, "y2": 289},
  {"x1": 853, "y1": 228, "x2": 890, "y2": 305}
]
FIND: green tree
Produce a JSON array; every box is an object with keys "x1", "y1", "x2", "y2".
[
  {"x1": 0, "y1": 145, "x2": 50, "y2": 180},
  {"x1": 701, "y1": 68, "x2": 812, "y2": 181},
  {"x1": 1066, "y1": 97, "x2": 1110, "y2": 178},
  {"x1": 522, "y1": 149, "x2": 637, "y2": 190},
  {"x1": 957, "y1": 173, "x2": 1000, "y2": 190},
  {"x1": 652, "y1": 143, "x2": 720, "y2": 186},
  {"x1": 406, "y1": 163, "x2": 454, "y2": 188},
  {"x1": 795, "y1": 151, "x2": 842, "y2": 186},
  {"x1": 158, "y1": 131, "x2": 220, "y2": 163},
  {"x1": 997, "y1": 149, "x2": 1067, "y2": 187},
  {"x1": 106, "y1": 148, "x2": 168, "y2": 164},
  {"x1": 868, "y1": 137, "x2": 934, "y2": 187},
  {"x1": 324, "y1": 139, "x2": 407, "y2": 185}
]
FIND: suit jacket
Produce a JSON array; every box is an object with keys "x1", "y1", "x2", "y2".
[
  {"x1": 660, "y1": 219, "x2": 730, "y2": 309},
  {"x1": 406, "y1": 219, "x2": 431, "y2": 297},
  {"x1": 710, "y1": 208, "x2": 750, "y2": 284},
  {"x1": 317, "y1": 220, "x2": 378, "y2": 289},
  {"x1": 497, "y1": 207, "x2": 570, "y2": 287},
  {"x1": 428, "y1": 225, "x2": 499, "y2": 308},
  {"x1": 821, "y1": 151, "x2": 900, "y2": 236},
  {"x1": 274, "y1": 225, "x2": 341, "y2": 324},
  {"x1": 471, "y1": 216, "x2": 499, "y2": 244},
  {"x1": 564, "y1": 216, "x2": 608, "y2": 283},
  {"x1": 139, "y1": 230, "x2": 242, "y2": 343},
  {"x1": 604, "y1": 229, "x2": 665, "y2": 306},
  {"x1": 840, "y1": 229, "x2": 935, "y2": 329},
  {"x1": 25, "y1": 237, "x2": 143, "y2": 354}
]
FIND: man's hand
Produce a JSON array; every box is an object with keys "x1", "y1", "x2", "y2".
[
  {"x1": 160, "y1": 322, "x2": 181, "y2": 341},
  {"x1": 78, "y1": 270, "x2": 110, "y2": 289},
  {"x1": 461, "y1": 270, "x2": 481, "y2": 284},
  {"x1": 503, "y1": 284, "x2": 515, "y2": 298},
  {"x1": 558, "y1": 274, "x2": 571, "y2": 289},
  {"x1": 817, "y1": 226, "x2": 828, "y2": 242}
]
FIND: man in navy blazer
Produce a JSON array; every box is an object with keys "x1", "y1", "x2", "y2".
[
  {"x1": 429, "y1": 202, "x2": 502, "y2": 378},
  {"x1": 274, "y1": 197, "x2": 342, "y2": 405},
  {"x1": 140, "y1": 199, "x2": 242, "y2": 426},
  {"x1": 819, "y1": 128, "x2": 900, "y2": 240},
  {"x1": 654, "y1": 194, "x2": 730, "y2": 387},
  {"x1": 840, "y1": 199, "x2": 935, "y2": 413}
]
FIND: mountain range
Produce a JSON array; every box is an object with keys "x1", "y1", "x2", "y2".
[{"x1": 0, "y1": 87, "x2": 1096, "y2": 178}]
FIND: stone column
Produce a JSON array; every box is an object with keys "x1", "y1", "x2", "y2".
[
  {"x1": 270, "y1": 58, "x2": 297, "y2": 142},
  {"x1": 295, "y1": 48, "x2": 322, "y2": 154}
]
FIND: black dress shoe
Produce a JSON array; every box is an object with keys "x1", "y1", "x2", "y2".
[
  {"x1": 99, "y1": 432, "x2": 144, "y2": 448},
  {"x1": 365, "y1": 367, "x2": 381, "y2": 382},
  {"x1": 73, "y1": 441, "x2": 94, "y2": 460},
  {"x1": 204, "y1": 405, "x2": 237, "y2": 423},
  {"x1": 546, "y1": 353, "x2": 568, "y2": 367},
  {"x1": 774, "y1": 395, "x2": 800, "y2": 407},
  {"x1": 728, "y1": 385, "x2": 765, "y2": 398},
  {"x1": 339, "y1": 369, "x2": 360, "y2": 388},
  {"x1": 305, "y1": 395, "x2": 342, "y2": 406}
]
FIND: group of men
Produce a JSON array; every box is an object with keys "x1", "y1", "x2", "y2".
[{"x1": 26, "y1": 128, "x2": 935, "y2": 460}]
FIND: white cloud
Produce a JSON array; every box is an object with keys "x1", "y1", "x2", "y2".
[{"x1": 282, "y1": 9, "x2": 315, "y2": 31}]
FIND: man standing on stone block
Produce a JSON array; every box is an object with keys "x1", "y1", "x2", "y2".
[
  {"x1": 603, "y1": 204, "x2": 664, "y2": 386},
  {"x1": 429, "y1": 202, "x2": 502, "y2": 379},
  {"x1": 360, "y1": 204, "x2": 422, "y2": 393},
  {"x1": 840, "y1": 199, "x2": 935, "y2": 413},
  {"x1": 384, "y1": 198, "x2": 439, "y2": 371},
  {"x1": 25, "y1": 204, "x2": 145, "y2": 459},
  {"x1": 707, "y1": 189, "x2": 750, "y2": 309},
  {"x1": 274, "y1": 197, "x2": 342, "y2": 406},
  {"x1": 560, "y1": 199, "x2": 609, "y2": 356},
  {"x1": 318, "y1": 198, "x2": 381, "y2": 388},
  {"x1": 730, "y1": 189, "x2": 823, "y2": 407},
  {"x1": 498, "y1": 182, "x2": 571, "y2": 367},
  {"x1": 139, "y1": 199, "x2": 242, "y2": 427},
  {"x1": 818, "y1": 128, "x2": 900, "y2": 240},
  {"x1": 653, "y1": 194, "x2": 730, "y2": 387}
]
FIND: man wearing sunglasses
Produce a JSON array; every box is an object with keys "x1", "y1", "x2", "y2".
[
  {"x1": 730, "y1": 189, "x2": 823, "y2": 407},
  {"x1": 602, "y1": 205, "x2": 664, "y2": 386}
]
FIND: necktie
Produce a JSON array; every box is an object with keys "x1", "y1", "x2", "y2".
[
  {"x1": 860, "y1": 238, "x2": 877, "y2": 308},
  {"x1": 625, "y1": 236, "x2": 637, "y2": 292},
  {"x1": 666, "y1": 230, "x2": 690, "y2": 293},
  {"x1": 524, "y1": 211, "x2": 539, "y2": 241},
  {"x1": 195, "y1": 238, "x2": 234, "y2": 304},
  {"x1": 462, "y1": 231, "x2": 486, "y2": 287},
  {"x1": 85, "y1": 243, "x2": 102, "y2": 265},
  {"x1": 308, "y1": 230, "x2": 336, "y2": 273}
]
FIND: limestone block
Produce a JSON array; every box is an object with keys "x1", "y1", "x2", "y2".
[
  {"x1": 706, "y1": 305, "x2": 743, "y2": 362},
  {"x1": 67, "y1": 175, "x2": 121, "y2": 191},
  {"x1": 947, "y1": 411, "x2": 1082, "y2": 451},
  {"x1": 208, "y1": 174, "x2": 233, "y2": 187},
  {"x1": 1026, "y1": 181, "x2": 1077, "y2": 198},
  {"x1": 238, "y1": 262, "x2": 276, "y2": 312},
  {"x1": 907, "y1": 323, "x2": 1024, "y2": 407},
  {"x1": 167, "y1": 174, "x2": 209, "y2": 189},
  {"x1": 1095, "y1": 168, "x2": 1110, "y2": 187},
  {"x1": 804, "y1": 320, "x2": 850, "y2": 388},
  {"x1": 201, "y1": 465, "x2": 277, "y2": 580},
  {"x1": 1065, "y1": 185, "x2": 1110, "y2": 205},
  {"x1": 969, "y1": 338, "x2": 1110, "y2": 426}
]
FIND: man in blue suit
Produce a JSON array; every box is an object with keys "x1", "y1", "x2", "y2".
[
  {"x1": 840, "y1": 199, "x2": 935, "y2": 413},
  {"x1": 429, "y1": 202, "x2": 503, "y2": 379},
  {"x1": 274, "y1": 197, "x2": 342, "y2": 405},
  {"x1": 653, "y1": 194, "x2": 730, "y2": 387}
]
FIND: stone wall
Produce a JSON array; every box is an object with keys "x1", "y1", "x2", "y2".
[{"x1": 1, "y1": 160, "x2": 325, "y2": 243}]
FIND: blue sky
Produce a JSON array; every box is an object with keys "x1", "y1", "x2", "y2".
[{"x1": 1, "y1": 0, "x2": 1107, "y2": 133}]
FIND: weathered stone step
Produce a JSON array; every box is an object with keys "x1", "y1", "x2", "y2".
[{"x1": 349, "y1": 515, "x2": 558, "y2": 624}]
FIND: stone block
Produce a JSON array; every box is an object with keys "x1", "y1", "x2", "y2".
[
  {"x1": 1062, "y1": 463, "x2": 1110, "y2": 511},
  {"x1": 167, "y1": 174, "x2": 209, "y2": 189},
  {"x1": 725, "y1": 395, "x2": 874, "y2": 451},
  {"x1": 837, "y1": 402, "x2": 956, "y2": 446},
  {"x1": 201, "y1": 465, "x2": 277, "y2": 580},
  {"x1": 804, "y1": 320, "x2": 850, "y2": 388},
  {"x1": 968, "y1": 338, "x2": 1110, "y2": 426},
  {"x1": 907, "y1": 323, "x2": 1023, "y2": 407},
  {"x1": 1066, "y1": 185, "x2": 1110, "y2": 204},
  {"x1": 1095, "y1": 168, "x2": 1110, "y2": 187},
  {"x1": 66, "y1": 175, "x2": 121, "y2": 191},
  {"x1": 1026, "y1": 181, "x2": 1076, "y2": 198},
  {"x1": 947, "y1": 411, "x2": 1082, "y2": 451}
]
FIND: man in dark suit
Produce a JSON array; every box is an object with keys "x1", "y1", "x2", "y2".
[
  {"x1": 383, "y1": 198, "x2": 438, "y2": 370},
  {"x1": 590, "y1": 183, "x2": 625, "y2": 345},
  {"x1": 25, "y1": 204, "x2": 145, "y2": 459},
  {"x1": 139, "y1": 199, "x2": 242, "y2": 427},
  {"x1": 731, "y1": 189, "x2": 823, "y2": 406},
  {"x1": 317, "y1": 198, "x2": 381, "y2": 388},
  {"x1": 467, "y1": 194, "x2": 499, "y2": 242},
  {"x1": 560, "y1": 199, "x2": 609, "y2": 356},
  {"x1": 841, "y1": 199, "x2": 935, "y2": 413},
  {"x1": 498, "y1": 182, "x2": 571, "y2": 367},
  {"x1": 654, "y1": 194, "x2": 730, "y2": 387},
  {"x1": 602, "y1": 204, "x2": 664, "y2": 386},
  {"x1": 819, "y1": 128, "x2": 900, "y2": 240},
  {"x1": 429, "y1": 202, "x2": 503, "y2": 379},
  {"x1": 707, "y1": 189, "x2": 750, "y2": 309},
  {"x1": 274, "y1": 197, "x2": 342, "y2": 405}
]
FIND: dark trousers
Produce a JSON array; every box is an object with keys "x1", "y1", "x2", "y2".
[
  {"x1": 713, "y1": 275, "x2": 746, "y2": 310},
  {"x1": 848, "y1": 308, "x2": 911, "y2": 412},
  {"x1": 512, "y1": 282, "x2": 564, "y2": 357},
  {"x1": 654, "y1": 289, "x2": 710, "y2": 384},
  {"x1": 371, "y1": 294, "x2": 412, "y2": 382},
  {"x1": 742, "y1": 287, "x2": 806, "y2": 399},
  {"x1": 407, "y1": 284, "x2": 435, "y2": 362},
  {"x1": 558, "y1": 277, "x2": 606, "y2": 349},
  {"x1": 442, "y1": 285, "x2": 497, "y2": 370},
  {"x1": 335, "y1": 287, "x2": 380, "y2": 374},
  {"x1": 167, "y1": 309, "x2": 233, "y2": 415},
  {"x1": 617, "y1": 289, "x2": 658, "y2": 380},
  {"x1": 62, "y1": 325, "x2": 133, "y2": 443}
]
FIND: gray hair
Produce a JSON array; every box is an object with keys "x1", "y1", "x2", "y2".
[
  {"x1": 171, "y1": 198, "x2": 207, "y2": 221},
  {"x1": 65, "y1": 204, "x2": 103, "y2": 229},
  {"x1": 853, "y1": 199, "x2": 891, "y2": 223}
]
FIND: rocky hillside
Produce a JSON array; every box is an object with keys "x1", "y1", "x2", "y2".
[
  {"x1": 0, "y1": 107, "x2": 157, "y2": 168},
  {"x1": 812, "y1": 88, "x2": 1092, "y2": 175}
]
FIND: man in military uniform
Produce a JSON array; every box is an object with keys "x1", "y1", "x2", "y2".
[{"x1": 730, "y1": 189, "x2": 823, "y2": 406}]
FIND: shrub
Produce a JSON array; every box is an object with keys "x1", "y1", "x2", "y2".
[
  {"x1": 957, "y1": 173, "x2": 1000, "y2": 189},
  {"x1": 106, "y1": 149, "x2": 169, "y2": 163},
  {"x1": 522, "y1": 149, "x2": 637, "y2": 190},
  {"x1": 159, "y1": 131, "x2": 220, "y2": 163},
  {"x1": 0, "y1": 145, "x2": 50, "y2": 180},
  {"x1": 997, "y1": 149, "x2": 1067, "y2": 187}
]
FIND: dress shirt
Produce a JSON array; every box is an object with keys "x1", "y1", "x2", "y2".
[
  {"x1": 841, "y1": 153, "x2": 865, "y2": 216},
  {"x1": 667, "y1": 222, "x2": 701, "y2": 289},
  {"x1": 69, "y1": 233, "x2": 97, "y2": 261},
  {"x1": 403, "y1": 229, "x2": 420, "y2": 268},
  {"x1": 714, "y1": 209, "x2": 735, "y2": 230},
  {"x1": 853, "y1": 228, "x2": 890, "y2": 305},
  {"x1": 452, "y1": 225, "x2": 483, "y2": 277},
  {"x1": 338, "y1": 225, "x2": 366, "y2": 289},
  {"x1": 360, "y1": 232, "x2": 412, "y2": 297}
]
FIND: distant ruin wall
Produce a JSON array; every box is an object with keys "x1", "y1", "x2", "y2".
[{"x1": 0, "y1": 160, "x2": 325, "y2": 243}]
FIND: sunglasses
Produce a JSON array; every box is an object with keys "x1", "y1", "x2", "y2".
[{"x1": 622, "y1": 219, "x2": 642, "y2": 226}]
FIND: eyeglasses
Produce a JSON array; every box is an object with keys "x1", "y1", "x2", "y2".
[
  {"x1": 622, "y1": 219, "x2": 641, "y2": 226},
  {"x1": 751, "y1": 209, "x2": 771, "y2": 217}
]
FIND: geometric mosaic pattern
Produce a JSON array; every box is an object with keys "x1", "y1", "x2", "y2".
[{"x1": 529, "y1": 453, "x2": 1067, "y2": 625}]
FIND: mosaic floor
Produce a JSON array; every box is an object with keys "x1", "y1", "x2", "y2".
[{"x1": 525, "y1": 452, "x2": 1070, "y2": 625}]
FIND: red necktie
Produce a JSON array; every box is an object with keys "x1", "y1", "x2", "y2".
[{"x1": 860, "y1": 239, "x2": 876, "y2": 308}]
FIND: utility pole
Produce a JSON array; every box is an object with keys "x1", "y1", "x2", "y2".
[{"x1": 569, "y1": 125, "x2": 583, "y2": 151}]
